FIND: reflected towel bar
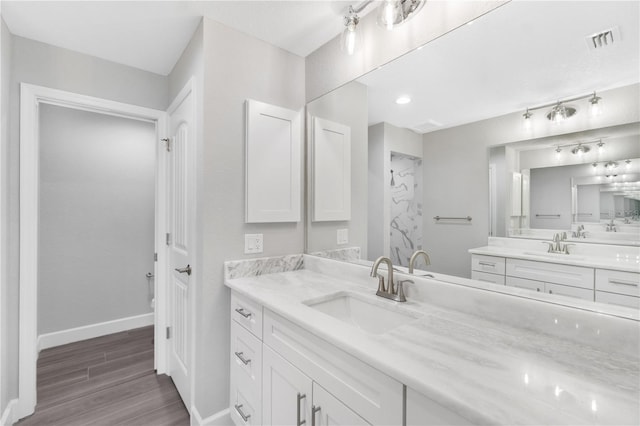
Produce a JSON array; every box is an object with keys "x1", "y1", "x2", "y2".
[
  {"x1": 577, "y1": 213, "x2": 593, "y2": 216},
  {"x1": 535, "y1": 214, "x2": 561, "y2": 218},
  {"x1": 433, "y1": 216, "x2": 472, "y2": 222}
]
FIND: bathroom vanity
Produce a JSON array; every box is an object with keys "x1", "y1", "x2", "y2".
[
  {"x1": 225, "y1": 255, "x2": 639, "y2": 425},
  {"x1": 470, "y1": 237, "x2": 640, "y2": 309}
]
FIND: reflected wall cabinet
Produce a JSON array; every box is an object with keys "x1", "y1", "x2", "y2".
[
  {"x1": 311, "y1": 117, "x2": 351, "y2": 222},
  {"x1": 245, "y1": 99, "x2": 301, "y2": 223}
]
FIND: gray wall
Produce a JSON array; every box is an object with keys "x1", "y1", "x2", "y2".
[
  {"x1": 1, "y1": 14, "x2": 13, "y2": 417},
  {"x1": 306, "y1": 81, "x2": 368, "y2": 257},
  {"x1": 195, "y1": 18, "x2": 306, "y2": 418},
  {"x1": 38, "y1": 105, "x2": 155, "y2": 334},
  {"x1": 529, "y1": 166, "x2": 574, "y2": 230},
  {"x1": 422, "y1": 84, "x2": 640, "y2": 278},
  {"x1": 3, "y1": 35, "x2": 169, "y2": 411}
]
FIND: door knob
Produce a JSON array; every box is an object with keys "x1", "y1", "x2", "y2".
[{"x1": 175, "y1": 264, "x2": 192, "y2": 276}]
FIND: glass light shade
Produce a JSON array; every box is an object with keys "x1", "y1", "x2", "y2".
[
  {"x1": 378, "y1": 0, "x2": 400, "y2": 31},
  {"x1": 341, "y1": 22, "x2": 358, "y2": 55},
  {"x1": 590, "y1": 95, "x2": 603, "y2": 117},
  {"x1": 522, "y1": 110, "x2": 532, "y2": 131}
]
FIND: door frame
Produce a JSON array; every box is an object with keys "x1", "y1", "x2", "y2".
[{"x1": 17, "y1": 83, "x2": 168, "y2": 419}]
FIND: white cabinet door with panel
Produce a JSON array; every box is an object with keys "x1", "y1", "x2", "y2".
[
  {"x1": 245, "y1": 99, "x2": 301, "y2": 223},
  {"x1": 311, "y1": 382, "x2": 369, "y2": 426},
  {"x1": 311, "y1": 116, "x2": 351, "y2": 222},
  {"x1": 262, "y1": 344, "x2": 312, "y2": 426}
]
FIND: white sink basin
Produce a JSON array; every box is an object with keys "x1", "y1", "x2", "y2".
[
  {"x1": 304, "y1": 292, "x2": 422, "y2": 334},
  {"x1": 522, "y1": 251, "x2": 585, "y2": 261}
]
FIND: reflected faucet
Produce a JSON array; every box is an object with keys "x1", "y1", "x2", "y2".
[
  {"x1": 408, "y1": 250, "x2": 431, "y2": 274},
  {"x1": 370, "y1": 256, "x2": 406, "y2": 302}
]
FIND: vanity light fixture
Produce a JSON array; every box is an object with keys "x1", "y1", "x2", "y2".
[
  {"x1": 523, "y1": 90, "x2": 603, "y2": 126},
  {"x1": 552, "y1": 139, "x2": 604, "y2": 158},
  {"x1": 341, "y1": 5, "x2": 361, "y2": 55},
  {"x1": 341, "y1": 0, "x2": 425, "y2": 55},
  {"x1": 571, "y1": 143, "x2": 590, "y2": 156},
  {"x1": 626, "y1": 159, "x2": 632, "y2": 169}
]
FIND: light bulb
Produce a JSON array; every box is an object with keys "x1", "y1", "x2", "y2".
[
  {"x1": 555, "y1": 147, "x2": 562, "y2": 160},
  {"x1": 378, "y1": 0, "x2": 399, "y2": 31},
  {"x1": 522, "y1": 110, "x2": 532, "y2": 131},
  {"x1": 597, "y1": 141, "x2": 604, "y2": 153}
]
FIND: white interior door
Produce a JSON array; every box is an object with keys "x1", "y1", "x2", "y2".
[{"x1": 167, "y1": 85, "x2": 194, "y2": 409}]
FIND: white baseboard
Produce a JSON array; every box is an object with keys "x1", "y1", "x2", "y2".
[
  {"x1": 37, "y1": 312, "x2": 154, "y2": 351},
  {"x1": 191, "y1": 406, "x2": 231, "y2": 426},
  {"x1": 0, "y1": 399, "x2": 18, "y2": 426}
]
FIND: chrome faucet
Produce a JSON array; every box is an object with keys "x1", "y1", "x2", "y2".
[
  {"x1": 606, "y1": 219, "x2": 617, "y2": 232},
  {"x1": 408, "y1": 250, "x2": 431, "y2": 274},
  {"x1": 370, "y1": 256, "x2": 406, "y2": 302}
]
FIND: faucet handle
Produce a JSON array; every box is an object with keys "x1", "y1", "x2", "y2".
[
  {"x1": 542, "y1": 241, "x2": 554, "y2": 252},
  {"x1": 396, "y1": 280, "x2": 412, "y2": 302},
  {"x1": 376, "y1": 275, "x2": 386, "y2": 293},
  {"x1": 562, "y1": 243, "x2": 575, "y2": 254}
]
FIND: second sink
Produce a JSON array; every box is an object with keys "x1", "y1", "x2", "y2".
[{"x1": 304, "y1": 291, "x2": 422, "y2": 334}]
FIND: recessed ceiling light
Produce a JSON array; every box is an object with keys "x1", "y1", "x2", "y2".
[{"x1": 396, "y1": 96, "x2": 411, "y2": 105}]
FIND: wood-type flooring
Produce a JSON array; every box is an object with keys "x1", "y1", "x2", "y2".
[{"x1": 17, "y1": 326, "x2": 189, "y2": 426}]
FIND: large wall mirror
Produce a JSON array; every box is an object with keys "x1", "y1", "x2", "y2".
[{"x1": 305, "y1": 1, "x2": 639, "y2": 279}]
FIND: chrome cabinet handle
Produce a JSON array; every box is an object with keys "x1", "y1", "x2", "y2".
[
  {"x1": 311, "y1": 405, "x2": 321, "y2": 426},
  {"x1": 234, "y1": 404, "x2": 251, "y2": 422},
  {"x1": 609, "y1": 279, "x2": 638, "y2": 287},
  {"x1": 234, "y1": 351, "x2": 251, "y2": 365},
  {"x1": 479, "y1": 261, "x2": 496, "y2": 267},
  {"x1": 175, "y1": 264, "x2": 192, "y2": 276},
  {"x1": 235, "y1": 308, "x2": 252, "y2": 318},
  {"x1": 297, "y1": 393, "x2": 306, "y2": 426}
]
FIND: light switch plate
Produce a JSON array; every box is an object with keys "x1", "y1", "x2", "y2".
[
  {"x1": 337, "y1": 228, "x2": 348, "y2": 245},
  {"x1": 244, "y1": 233, "x2": 263, "y2": 254}
]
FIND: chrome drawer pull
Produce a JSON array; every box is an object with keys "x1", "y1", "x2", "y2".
[
  {"x1": 297, "y1": 393, "x2": 306, "y2": 426},
  {"x1": 479, "y1": 261, "x2": 496, "y2": 267},
  {"x1": 609, "y1": 279, "x2": 639, "y2": 287},
  {"x1": 234, "y1": 351, "x2": 251, "y2": 365},
  {"x1": 235, "y1": 308, "x2": 252, "y2": 318},
  {"x1": 235, "y1": 404, "x2": 251, "y2": 422},
  {"x1": 311, "y1": 405, "x2": 321, "y2": 426}
]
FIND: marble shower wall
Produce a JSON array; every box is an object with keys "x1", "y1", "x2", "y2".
[{"x1": 390, "y1": 153, "x2": 423, "y2": 266}]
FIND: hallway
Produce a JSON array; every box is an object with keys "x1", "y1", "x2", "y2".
[{"x1": 17, "y1": 326, "x2": 189, "y2": 425}]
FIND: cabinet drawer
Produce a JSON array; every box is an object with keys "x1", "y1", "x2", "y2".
[
  {"x1": 230, "y1": 320, "x2": 262, "y2": 396},
  {"x1": 230, "y1": 390, "x2": 261, "y2": 426},
  {"x1": 506, "y1": 276, "x2": 543, "y2": 293},
  {"x1": 596, "y1": 291, "x2": 640, "y2": 309},
  {"x1": 595, "y1": 270, "x2": 640, "y2": 297},
  {"x1": 263, "y1": 310, "x2": 403, "y2": 425},
  {"x1": 231, "y1": 291, "x2": 263, "y2": 339},
  {"x1": 471, "y1": 255, "x2": 505, "y2": 275},
  {"x1": 506, "y1": 259, "x2": 593, "y2": 289},
  {"x1": 545, "y1": 283, "x2": 593, "y2": 301},
  {"x1": 471, "y1": 270, "x2": 505, "y2": 285}
]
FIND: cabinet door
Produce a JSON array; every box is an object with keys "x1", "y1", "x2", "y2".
[
  {"x1": 311, "y1": 382, "x2": 370, "y2": 426},
  {"x1": 506, "y1": 276, "x2": 543, "y2": 292},
  {"x1": 545, "y1": 282, "x2": 593, "y2": 301},
  {"x1": 263, "y1": 345, "x2": 312, "y2": 426}
]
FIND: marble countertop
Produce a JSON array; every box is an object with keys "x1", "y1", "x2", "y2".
[
  {"x1": 225, "y1": 267, "x2": 639, "y2": 425},
  {"x1": 469, "y1": 245, "x2": 640, "y2": 273}
]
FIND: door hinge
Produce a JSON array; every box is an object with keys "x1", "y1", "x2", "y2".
[
  {"x1": 166, "y1": 326, "x2": 171, "y2": 339},
  {"x1": 161, "y1": 138, "x2": 171, "y2": 152},
  {"x1": 166, "y1": 233, "x2": 171, "y2": 246},
  {"x1": 154, "y1": 252, "x2": 158, "y2": 262}
]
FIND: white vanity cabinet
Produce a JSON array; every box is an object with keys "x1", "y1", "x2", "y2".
[
  {"x1": 230, "y1": 293, "x2": 264, "y2": 425},
  {"x1": 505, "y1": 259, "x2": 594, "y2": 301},
  {"x1": 595, "y1": 269, "x2": 640, "y2": 309},
  {"x1": 229, "y1": 290, "x2": 403, "y2": 426},
  {"x1": 470, "y1": 255, "x2": 506, "y2": 285}
]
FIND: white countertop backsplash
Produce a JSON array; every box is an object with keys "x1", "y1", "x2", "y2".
[{"x1": 225, "y1": 254, "x2": 640, "y2": 425}]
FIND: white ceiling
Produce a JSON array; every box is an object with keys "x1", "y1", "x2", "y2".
[
  {"x1": 359, "y1": 0, "x2": 640, "y2": 133},
  {"x1": 1, "y1": 0, "x2": 361, "y2": 75}
]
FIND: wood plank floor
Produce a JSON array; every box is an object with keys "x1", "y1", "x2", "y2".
[{"x1": 17, "y1": 326, "x2": 190, "y2": 426}]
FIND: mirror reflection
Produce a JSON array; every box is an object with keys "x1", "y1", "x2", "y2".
[{"x1": 305, "y1": 0, "x2": 639, "y2": 309}]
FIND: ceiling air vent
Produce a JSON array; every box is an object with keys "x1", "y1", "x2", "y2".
[{"x1": 586, "y1": 26, "x2": 620, "y2": 50}]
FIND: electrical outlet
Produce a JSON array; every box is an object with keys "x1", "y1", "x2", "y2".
[
  {"x1": 337, "y1": 229, "x2": 348, "y2": 245},
  {"x1": 244, "y1": 233, "x2": 263, "y2": 254}
]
